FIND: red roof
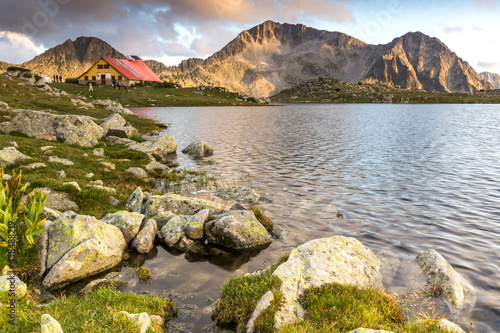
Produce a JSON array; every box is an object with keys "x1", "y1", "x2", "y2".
[{"x1": 103, "y1": 57, "x2": 162, "y2": 82}]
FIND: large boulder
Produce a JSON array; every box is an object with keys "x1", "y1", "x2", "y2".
[
  {"x1": 0, "y1": 110, "x2": 105, "y2": 147},
  {"x1": 131, "y1": 219, "x2": 157, "y2": 254},
  {"x1": 160, "y1": 215, "x2": 188, "y2": 247},
  {"x1": 143, "y1": 193, "x2": 224, "y2": 219},
  {"x1": 0, "y1": 147, "x2": 31, "y2": 166},
  {"x1": 181, "y1": 141, "x2": 214, "y2": 158},
  {"x1": 101, "y1": 211, "x2": 145, "y2": 243},
  {"x1": 416, "y1": 249, "x2": 469, "y2": 308},
  {"x1": 107, "y1": 126, "x2": 139, "y2": 139},
  {"x1": 204, "y1": 210, "x2": 271, "y2": 250},
  {"x1": 100, "y1": 113, "x2": 126, "y2": 131},
  {"x1": 270, "y1": 236, "x2": 381, "y2": 328},
  {"x1": 128, "y1": 135, "x2": 177, "y2": 156},
  {"x1": 42, "y1": 211, "x2": 127, "y2": 288}
]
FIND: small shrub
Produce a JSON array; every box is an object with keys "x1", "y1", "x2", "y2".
[
  {"x1": 250, "y1": 205, "x2": 273, "y2": 232},
  {"x1": 7, "y1": 66, "x2": 31, "y2": 72},
  {"x1": 138, "y1": 266, "x2": 152, "y2": 282},
  {"x1": 65, "y1": 78, "x2": 79, "y2": 84},
  {"x1": 246, "y1": 97, "x2": 258, "y2": 103},
  {"x1": 34, "y1": 74, "x2": 42, "y2": 82},
  {"x1": 22, "y1": 73, "x2": 33, "y2": 79},
  {"x1": 0, "y1": 169, "x2": 47, "y2": 257}
]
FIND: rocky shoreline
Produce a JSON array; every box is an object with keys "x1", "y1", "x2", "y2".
[{"x1": 0, "y1": 68, "x2": 482, "y2": 333}]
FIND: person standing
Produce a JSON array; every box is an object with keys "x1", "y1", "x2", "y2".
[
  {"x1": 53, "y1": 75, "x2": 56, "y2": 83},
  {"x1": 89, "y1": 82, "x2": 93, "y2": 91}
]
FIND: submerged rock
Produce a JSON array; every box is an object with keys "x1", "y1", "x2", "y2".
[
  {"x1": 204, "y1": 210, "x2": 272, "y2": 250},
  {"x1": 271, "y1": 236, "x2": 381, "y2": 328},
  {"x1": 216, "y1": 186, "x2": 260, "y2": 203},
  {"x1": 42, "y1": 211, "x2": 127, "y2": 288},
  {"x1": 416, "y1": 249, "x2": 471, "y2": 308},
  {"x1": 181, "y1": 141, "x2": 214, "y2": 158}
]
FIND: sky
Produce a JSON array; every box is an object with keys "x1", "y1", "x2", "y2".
[{"x1": 0, "y1": 0, "x2": 499, "y2": 74}]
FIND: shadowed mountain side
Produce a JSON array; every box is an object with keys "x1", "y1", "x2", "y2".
[{"x1": 480, "y1": 72, "x2": 500, "y2": 89}]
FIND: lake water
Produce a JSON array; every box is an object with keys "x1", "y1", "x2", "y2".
[{"x1": 129, "y1": 104, "x2": 500, "y2": 332}]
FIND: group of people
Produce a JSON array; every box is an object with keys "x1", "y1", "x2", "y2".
[
  {"x1": 52, "y1": 74, "x2": 63, "y2": 83},
  {"x1": 112, "y1": 80, "x2": 126, "y2": 90}
]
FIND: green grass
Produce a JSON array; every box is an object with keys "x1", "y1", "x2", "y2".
[
  {"x1": 50, "y1": 82, "x2": 258, "y2": 107},
  {"x1": 0, "y1": 286, "x2": 176, "y2": 333},
  {"x1": 138, "y1": 266, "x2": 152, "y2": 282}
]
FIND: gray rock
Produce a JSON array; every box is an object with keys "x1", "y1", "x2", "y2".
[
  {"x1": 62, "y1": 182, "x2": 81, "y2": 192},
  {"x1": 129, "y1": 135, "x2": 177, "y2": 156},
  {"x1": 2, "y1": 174, "x2": 12, "y2": 181},
  {"x1": 126, "y1": 167, "x2": 148, "y2": 179},
  {"x1": 101, "y1": 211, "x2": 145, "y2": 243},
  {"x1": 185, "y1": 209, "x2": 209, "y2": 239},
  {"x1": 416, "y1": 249, "x2": 468, "y2": 307},
  {"x1": 55, "y1": 170, "x2": 66, "y2": 179},
  {"x1": 8, "y1": 141, "x2": 18, "y2": 148},
  {"x1": 247, "y1": 291, "x2": 274, "y2": 333},
  {"x1": 93, "y1": 148, "x2": 105, "y2": 156},
  {"x1": 107, "y1": 126, "x2": 139, "y2": 139},
  {"x1": 131, "y1": 219, "x2": 157, "y2": 254},
  {"x1": 204, "y1": 210, "x2": 271, "y2": 250},
  {"x1": 160, "y1": 215, "x2": 188, "y2": 247},
  {"x1": 0, "y1": 147, "x2": 31, "y2": 166},
  {"x1": 41, "y1": 207, "x2": 62, "y2": 221},
  {"x1": 125, "y1": 186, "x2": 143, "y2": 213},
  {"x1": 181, "y1": 141, "x2": 214, "y2": 158},
  {"x1": 0, "y1": 110, "x2": 105, "y2": 147},
  {"x1": 118, "y1": 312, "x2": 152, "y2": 333},
  {"x1": 438, "y1": 319, "x2": 466, "y2": 333},
  {"x1": 106, "y1": 136, "x2": 136, "y2": 146},
  {"x1": 144, "y1": 160, "x2": 169, "y2": 172},
  {"x1": 216, "y1": 186, "x2": 260, "y2": 204},
  {"x1": 42, "y1": 211, "x2": 127, "y2": 288},
  {"x1": 154, "y1": 211, "x2": 176, "y2": 241},
  {"x1": 0, "y1": 275, "x2": 27, "y2": 299},
  {"x1": 87, "y1": 184, "x2": 116, "y2": 194},
  {"x1": 38, "y1": 187, "x2": 79, "y2": 212},
  {"x1": 48, "y1": 156, "x2": 73, "y2": 166},
  {"x1": 100, "y1": 113, "x2": 126, "y2": 131},
  {"x1": 0, "y1": 101, "x2": 12, "y2": 113},
  {"x1": 271, "y1": 236, "x2": 381, "y2": 328},
  {"x1": 144, "y1": 194, "x2": 224, "y2": 219},
  {"x1": 21, "y1": 162, "x2": 46, "y2": 170},
  {"x1": 41, "y1": 314, "x2": 63, "y2": 333}
]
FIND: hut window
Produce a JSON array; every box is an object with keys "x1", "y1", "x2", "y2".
[
  {"x1": 111, "y1": 76, "x2": 115, "y2": 80},
  {"x1": 84, "y1": 76, "x2": 88, "y2": 80},
  {"x1": 98, "y1": 65, "x2": 103, "y2": 69},
  {"x1": 92, "y1": 76, "x2": 96, "y2": 80},
  {"x1": 118, "y1": 76, "x2": 122, "y2": 80}
]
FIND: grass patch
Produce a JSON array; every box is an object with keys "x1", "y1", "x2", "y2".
[
  {"x1": 138, "y1": 266, "x2": 152, "y2": 282},
  {"x1": 250, "y1": 205, "x2": 273, "y2": 232},
  {"x1": 0, "y1": 286, "x2": 176, "y2": 333}
]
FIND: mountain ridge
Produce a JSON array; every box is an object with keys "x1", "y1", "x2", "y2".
[
  {"x1": 2, "y1": 21, "x2": 492, "y2": 96},
  {"x1": 479, "y1": 72, "x2": 500, "y2": 89}
]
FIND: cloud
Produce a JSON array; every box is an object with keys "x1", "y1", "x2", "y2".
[
  {"x1": 477, "y1": 61, "x2": 500, "y2": 70},
  {"x1": 0, "y1": 31, "x2": 44, "y2": 64},
  {"x1": 475, "y1": 0, "x2": 494, "y2": 8},
  {"x1": 0, "y1": 0, "x2": 353, "y2": 64},
  {"x1": 441, "y1": 24, "x2": 483, "y2": 34}
]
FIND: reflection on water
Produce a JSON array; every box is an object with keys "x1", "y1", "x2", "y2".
[{"x1": 130, "y1": 104, "x2": 500, "y2": 331}]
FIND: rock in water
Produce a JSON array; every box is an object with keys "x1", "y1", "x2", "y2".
[
  {"x1": 128, "y1": 135, "x2": 177, "y2": 156},
  {"x1": 0, "y1": 147, "x2": 31, "y2": 166},
  {"x1": 101, "y1": 211, "x2": 145, "y2": 243},
  {"x1": 0, "y1": 110, "x2": 105, "y2": 147},
  {"x1": 131, "y1": 219, "x2": 157, "y2": 254},
  {"x1": 416, "y1": 249, "x2": 469, "y2": 307},
  {"x1": 42, "y1": 211, "x2": 127, "y2": 288},
  {"x1": 204, "y1": 210, "x2": 272, "y2": 250},
  {"x1": 184, "y1": 209, "x2": 210, "y2": 239},
  {"x1": 143, "y1": 193, "x2": 224, "y2": 218},
  {"x1": 271, "y1": 236, "x2": 381, "y2": 328},
  {"x1": 181, "y1": 141, "x2": 214, "y2": 158}
]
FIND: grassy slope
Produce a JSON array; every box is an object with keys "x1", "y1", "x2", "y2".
[{"x1": 50, "y1": 82, "x2": 257, "y2": 107}]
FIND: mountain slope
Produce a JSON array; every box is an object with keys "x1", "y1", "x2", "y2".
[
  {"x1": 156, "y1": 21, "x2": 491, "y2": 96},
  {"x1": 479, "y1": 72, "x2": 500, "y2": 89},
  {"x1": 21, "y1": 37, "x2": 126, "y2": 79}
]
